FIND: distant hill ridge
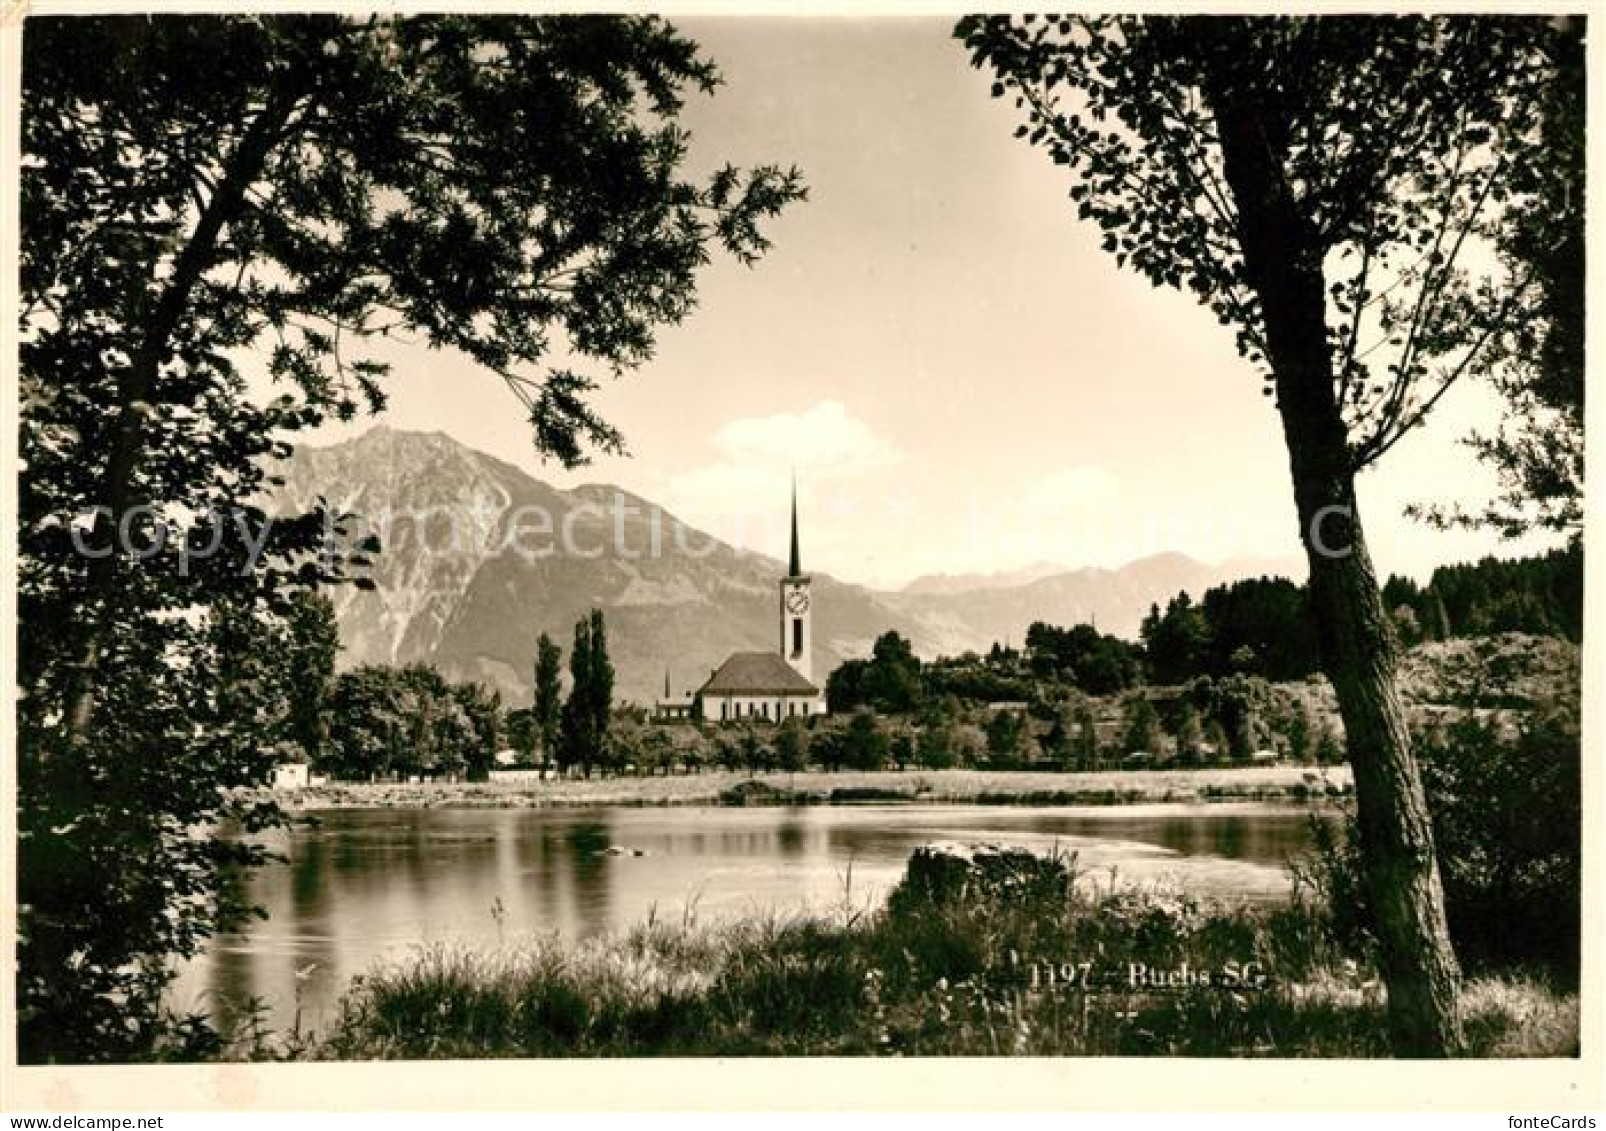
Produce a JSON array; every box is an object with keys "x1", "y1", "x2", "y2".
[{"x1": 275, "y1": 427, "x2": 1306, "y2": 704}]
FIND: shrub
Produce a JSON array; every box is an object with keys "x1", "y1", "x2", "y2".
[{"x1": 1296, "y1": 703, "x2": 1580, "y2": 984}]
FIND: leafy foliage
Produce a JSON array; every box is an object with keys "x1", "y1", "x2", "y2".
[
  {"x1": 559, "y1": 609, "x2": 615, "y2": 775},
  {"x1": 953, "y1": 17, "x2": 1566, "y2": 1050},
  {"x1": 532, "y1": 631, "x2": 564, "y2": 760},
  {"x1": 1384, "y1": 544, "x2": 1583, "y2": 645},
  {"x1": 1411, "y1": 19, "x2": 1583, "y2": 538},
  {"x1": 18, "y1": 14, "x2": 800, "y2": 1062},
  {"x1": 1300, "y1": 705, "x2": 1581, "y2": 983},
  {"x1": 1120, "y1": 695, "x2": 1164, "y2": 757},
  {"x1": 325, "y1": 664, "x2": 500, "y2": 781},
  {"x1": 1145, "y1": 548, "x2": 1579, "y2": 684},
  {"x1": 957, "y1": 15, "x2": 1558, "y2": 468},
  {"x1": 1022, "y1": 621, "x2": 1144, "y2": 695}
]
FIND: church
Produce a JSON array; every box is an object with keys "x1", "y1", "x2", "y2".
[{"x1": 669, "y1": 486, "x2": 828, "y2": 723}]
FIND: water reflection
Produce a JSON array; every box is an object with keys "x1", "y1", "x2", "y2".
[{"x1": 170, "y1": 802, "x2": 1330, "y2": 1035}]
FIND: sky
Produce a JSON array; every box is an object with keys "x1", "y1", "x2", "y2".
[{"x1": 299, "y1": 16, "x2": 1561, "y2": 591}]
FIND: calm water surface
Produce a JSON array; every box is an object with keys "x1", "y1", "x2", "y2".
[{"x1": 170, "y1": 802, "x2": 1327, "y2": 1034}]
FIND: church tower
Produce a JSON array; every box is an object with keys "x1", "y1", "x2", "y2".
[{"x1": 779, "y1": 478, "x2": 813, "y2": 683}]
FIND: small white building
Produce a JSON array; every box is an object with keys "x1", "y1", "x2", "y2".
[{"x1": 272, "y1": 762, "x2": 311, "y2": 791}]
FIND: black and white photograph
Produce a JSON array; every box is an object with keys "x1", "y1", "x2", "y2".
[{"x1": 2, "y1": 1, "x2": 1599, "y2": 1112}]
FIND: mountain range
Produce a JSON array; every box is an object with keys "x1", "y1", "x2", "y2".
[{"x1": 274, "y1": 427, "x2": 1303, "y2": 705}]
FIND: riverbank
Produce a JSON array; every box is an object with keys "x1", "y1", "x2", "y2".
[
  {"x1": 219, "y1": 843, "x2": 1571, "y2": 1060},
  {"x1": 285, "y1": 765, "x2": 1355, "y2": 811}
]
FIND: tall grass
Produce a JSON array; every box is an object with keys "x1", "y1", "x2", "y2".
[{"x1": 301, "y1": 852, "x2": 1576, "y2": 1060}]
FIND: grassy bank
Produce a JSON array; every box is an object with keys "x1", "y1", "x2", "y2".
[
  {"x1": 225, "y1": 846, "x2": 1571, "y2": 1060},
  {"x1": 288, "y1": 765, "x2": 1355, "y2": 811}
]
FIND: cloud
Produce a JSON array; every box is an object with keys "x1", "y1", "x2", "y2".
[
  {"x1": 1018, "y1": 465, "x2": 1121, "y2": 517},
  {"x1": 712, "y1": 400, "x2": 900, "y2": 476},
  {"x1": 664, "y1": 400, "x2": 900, "y2": 512},
  {"x1": 653, "y1": 401, "x2": 903, "y2": 563}
]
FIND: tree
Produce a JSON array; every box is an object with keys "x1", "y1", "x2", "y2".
[
  {"x1": 532, "y1": 632, "x2": 563, "y2": 762},
  {"x1": 1413, "y1": 18, "x2": 1583, "y2": 539},
  {"x1": 1041, "y1": 702, "x2": 1074, "y2": 767},
  {"x1": 1215, "y1": 675, "x2": 1267, "y2": 760},
  {"x1": 841, "y1": 710, "x2": 890, "y2": 771},
  {"x1": 1141, "y1": 594, "x2": 1210, "y2": 685},
  {"x1": 1074, "y1": 700, "x2": 1100, "y2": 771},
  {"x1": 775, "y1": 716, "x2": 810, "y2": 772},
  {"x1": 18, "y1": 14, "x2": 800, "y2": 1061},
  {"x1": 559, "y1": 616, "x2": 594, "y2": 775},
  {"x1": 1173, "y1": 702, "x2": 1205, "y2": 766},
  {"x1": 985, "y1": 709, "x2": 1028, "y2": 768},
  {"x1": 958, "y1": 15, "x2": 1560, "y2": 1052},
  {"x1": 1284, "y1": 699, "x2": 1317, "y2": 765},
  {"x1": 1121, "y1": 695, "x2": 1163, "y2": 758},
  {"x1": 327, "y1": 666, "x2": 405, "y2": 780},
  {"x1": 862, "y1": 631, "x2": 923, "y2": 714},
  {"x1": 558, "y1": 609, "x2": 614, "y2": 776},
  {"x1": 1026, "y1": 620, "x2": 1143, "y2": 694},
  {"x1": 504, "y1": 708, "x2": 538, "y2": 764},
  {"x1": 283, "y1": 591, "x2": 339, "y2": 763},
  {"x1": 453, "y1": 682, "x2": 503, "y2": 781},
  {"x1": 825, "y1": 659, "x2": 869, "y2": 714},
  {"x1": 585, "y1": 610, "x2": 616, "y2": 771}
]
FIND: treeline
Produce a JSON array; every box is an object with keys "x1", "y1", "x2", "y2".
[
  {"x1": 826, "y1": 624, "x2": 1147, "y2": 714},
  {"x1": 1140, "y1": 545, "x2": 1580, "y2": 688},
  {"x1": 1384, "y1": 544, "x2": 1582, "y2": 645},
  {"x1": 280, "y1": 551, "x2": 1578, "y2": 783},
  {"x1": 823, "y1": 631, "x2": 1338, "y2": 771},
  {"x1": 1142, "y1": 577, "x2": 1318, "y2": 684},
  {"x1": 283, "y1": 607, "x2": 620, "y2": 782}
]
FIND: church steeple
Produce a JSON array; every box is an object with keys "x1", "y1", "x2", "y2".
[
  {"x1": 778, "y1": 477, "x2": 813, "y2": 684},
  {"x1": 788, "y1": 473, "x2": 802, "y2": 578}
]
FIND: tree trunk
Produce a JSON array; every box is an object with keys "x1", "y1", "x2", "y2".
[{"x1": 1203, "y1": 58, "x2": 1465, "y2": 1056}]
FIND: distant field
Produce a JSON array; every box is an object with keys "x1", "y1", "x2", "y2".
[{"x1": 288, "y1": 764, "x2": 1355, "y2": 811}]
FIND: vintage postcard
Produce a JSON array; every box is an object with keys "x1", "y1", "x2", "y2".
[{"x1": 2, "y1": 0, "x2": 1600, "y2": 1114}]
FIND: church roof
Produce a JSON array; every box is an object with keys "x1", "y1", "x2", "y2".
[{"x1": 698, "y1": 652, "x2": 819, "y2": 696}]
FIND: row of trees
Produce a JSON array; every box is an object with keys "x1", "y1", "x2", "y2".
[
  {"x1": 1140, "y1": 546, "x2": 1581, "y2": 689},
  {"x1": 1384, "y1": 544, "x2": 1583, "y2": 646},
  {"x1": 503, "y1": 612, "x2": 618, "y2": 775},
  {"x1": 308, "y1": 610, "x2": 619, "y2": 782},
  {"x1": 605, "y1": 674, "x2": 1339, "y2": 777},
  {"x1": 831, "y1": 544, "x2": 1576, "y2": 724},
  {"x1": 826, "y1": 623, "x2": 1148, "y2": 715}
]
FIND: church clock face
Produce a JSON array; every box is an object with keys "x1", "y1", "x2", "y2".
[{"x1": 786, "y1": 589, "x2": 810, "y2": 615}]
